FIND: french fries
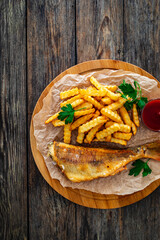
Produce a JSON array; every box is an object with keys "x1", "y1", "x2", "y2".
[
  {"x1": 60, "y1": 87, "x2": 79, "y2": 99},
  {"x1": 101, "y1": 108, "x2": 122, "y2": 123},
  {"x1": 113, "y1": 132, "x2": 132, "y2": 140},
  {"x1": 85, "y1": 123, "x2": 104, "y2": 143},
  {"x1": 119, "y1": 106, "x2": 132, "y2": 126},
  {"x1": 77, "y1": 131, "x2": 85, "y2": 144},
  {"x1": 110, "y1": 137, "x2": 127, "y2": 146},
  {"x1": 64, "y1": 124, "x2": 71, "y2": 144},
  {"x1": 82, "y1": 95, "x2": 104, "y2": 109},
  {"x1": 79, "y1": 116, "x2": 107, "y2": 133},
  {"x1": 71, "y1": 114, "x2": 93, "y2": 130},
  {"x1": 133, "y1": 104, "x2": 140, "y2": 127},
  {"x1": 74, "y1": 108, "x2": 95, "y2": 117},
  {"x1": 96, "y1": 123, "x2": 120, "y2": 140},
  {"x1": 61, "y1": 94, "x2": 81, "y2": 107},
  {"x1": 46, "y1": 76, "x2": 142, "y2": 146}
]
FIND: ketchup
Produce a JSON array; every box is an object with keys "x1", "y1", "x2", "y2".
[{"x1": 142, "y1": 99, "x2": 160, "y2": 131}]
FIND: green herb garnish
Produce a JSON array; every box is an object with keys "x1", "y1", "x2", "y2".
[
  {"x1": 118, "y1": 80, "x2": 148, "y2": 110},
  {"x1": 129, "y1": 159, "x2": 152, "y2": 177},
  {"x1": 58, "y1": 104, "x2": 86, "y2": 124}
]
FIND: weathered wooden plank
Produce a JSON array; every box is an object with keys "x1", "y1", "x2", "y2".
[
  {"x1": 121, "y1": 1, "x2": 160, "y2": 240},
  {"x1": 76, "y1": 1, "x2": 123, "y2": 240},
  {"x1": 76, "y1": 0, "x2": 124, "y2": 63},
  {"x1": 0, "y1": 0, "x2": 27, "y2": 239},
  {"x1": 27, "y1": 0, "x2": 76, "y2": 239}
]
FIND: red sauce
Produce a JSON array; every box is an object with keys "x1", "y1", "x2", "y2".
[{"x1": 142, "y1": 99, "x2": 160, "y2": 131}]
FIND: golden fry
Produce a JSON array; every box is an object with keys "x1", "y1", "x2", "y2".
[
  {"x1": 101, "y1": 108, "x2": 122, "y2": 123},
  {"x1": 60, "y1": 87, "x2": 79, "y2": 100},
  {"x1": 79, "y1": 116, "x2": 107, "y2": 133},
  {"x1": 105, "y1": 135, "x2": 111, "y2": 142},
  {"x1": 105, "y1": 121, "x2": 115, "y2": 128},
  {"x1": 70, "y1": 114, "x2": 93, "y2": 130},
  {"x1": 60, "y1": 94, "x2": 81, "y2": 107},
  {"x1": 74, "y1": 102, "x2": 93, "y2": 110},
  {"x1": 118, "y1": 124, "x2": 131, "y2": 133},
  {"x1": 119, "y1": 106, "x2": 132, "y2": 126},
  {"x1": 64, "y1": 124, "x2": 71, "y2": 144},
  {"x1": 131, "y1": 121, "x2": 137, "y2": 135},
  {"x1": 82, "y1": 95, "x2": 104, "y2": 109},
  {"x1": 92, "y1": 110, "x2": 100, "y2": 119},
  {"x1": 106, "y1": 98, "x2": 127, "y2": 111},
  {"x1": 79, "y1": 88, "x2": 106, "y2": 97},
  {"x1": 76, "y1": 131, "x2": 85, "y2": 144},
  {"x1": 45, "y1": 112, "x2": 60, "y2": 124},
  {"x1": 96, "y1": 123, "x2": 120, "y2": 140},
  {"x1": 52, "y1": 119, "x2": 65, "y2": 127},
  {"x1": 105, "y1": 85, "x2": 118, "y2": 92},
  {"x1": 85, "y1": 123, "x2": 104, "y2": 143},
  {"x1": 133, "y1": 104, "x2": 140, "y2": 127},
  {"x1": 113, "y1": 132, "x2": 132, "y2": 140},
  {"x1": 74, "y1": 108, "x2": 95, "y2": 117},
  {"x1": 71, "y1": 99, "x2": 84, "y2": 108},
  {"x1": 101, "y1": 97, "x2": 113, "y2": 105},
  {"x1": 110, "y1": 137, "x2": 127, "y2": 146},
  {"x1": 90, "y1": 76, "x2": 103, "y2": 89}
]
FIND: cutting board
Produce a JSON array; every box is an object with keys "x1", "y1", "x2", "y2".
[{"x1": 30, "y1": 59, "x2": 160, "y2": 209}]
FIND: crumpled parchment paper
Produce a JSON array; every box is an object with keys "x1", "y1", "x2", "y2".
[{"x1": 33, "y1": 69, "x2": 160, "y2": 195}]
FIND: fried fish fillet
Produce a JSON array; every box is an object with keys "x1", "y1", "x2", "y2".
[{"x1": 48, "y1": 141, "x2": 160, "y2": 182}]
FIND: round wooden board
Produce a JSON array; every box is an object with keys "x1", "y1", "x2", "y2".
[{"x1": 30, "y1": 59, "x2": 160, "y2": 209}]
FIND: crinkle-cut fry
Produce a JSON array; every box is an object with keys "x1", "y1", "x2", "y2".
[
  {"x1": 61, "y1": 94, "x2": 81, "y2": 107},
  {"x1": 92, "y1": 110, "x2": 100, "y2": 119},
  {"x1": 101, "y1": 97, "x2": 113, "y2": 105},
  {"x1": 96, "y1": 123, "x2": 120, "y2": 140},
  {"x1": 113, "y1": 132, "x2": 132, "y2": 140},
  {"x1": 79, "y1": 88, "x2": 106, "y2": 97},
  {"x1": 85, "y1": 123, "x2": 104, "y2": 143},
  {"x1": 93, "y1": 138, "x2": 106, "y2": 142},
  {"x1": 105, "y1": 135, "x2": 111, "y2": 142},
  {"x1": 110, "y1": 137, "x2": 127, "y2": 146},
  {"x1": 45, "y1": 112, "x2": 60, "y2": 124},
  {"x1": 74, "y1": 102, "x2": 93, "y2": 110},
  {"x1": 106, "y1": 98, "x2": 127, "y2": 111},
  {"x1": 105, "y1": 121, "x2": 115, "y2": 128},
  {"x1": 90, "y1": 76, "x2": 103, "y2": 89},
  {"x1": 79, "y1": 116, "x2": 107, "y2": 133},
  {"x1": 118, "y1": 124, "x2": 131, "y2": 133},
  {"x1": 95, "y1": 96, "x2": 102, "y2": 102},
  {"x1": 101, "y1": 108, "x2": 122, "y2": 123},
  {"x1": 52, "y1": 119, "x2": 65, "y2": 127},
  {"x1": 82, "y1": 95, "x2": 104, "y2": 109},
  {"x1": 70, "y1": 114, "x2": 93, "y2": 130},
  {"x1": 60, "y1": 87, "x2": 79, "y2": 99},
  {"x1": 71, "y1": 99, "x2": 84, "y2": 108},
  {"x1": 133, "y1": 104, "x2": 140, "y2": 127},
  {"x1": 104, "y1": 85, "x2": 118, "y2": 92},
  {"x1": 90, "y1": 76, "x2": 121, "y2": 101},
  {"x1": 131, "y1": 121, "x2": 137, "y2": 135},
  {"x1": 119, "y1": 106, "x2": 132, "y2": 126},
  {"x1": 74, "y1": 108, "x2": 95, "y2": 117},
  {"x1": 76, "y1": 131, "x2": 85, "y2": 144},
  {"x1": 64, "y1": 123, "x2": 71, "y2": 144}
]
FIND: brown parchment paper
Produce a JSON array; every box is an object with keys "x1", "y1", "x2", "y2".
[{"x1": 33, "y1": 69, "x2": 160, "y2": 195}]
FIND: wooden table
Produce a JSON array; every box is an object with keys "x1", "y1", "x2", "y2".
[{"x1": 1, "y1": 1, "x2": 160, "y2": 239}]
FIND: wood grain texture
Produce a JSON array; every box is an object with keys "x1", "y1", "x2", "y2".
[
  {"x1": 121, "y1": 1, "x2": 160, "y2": 240},
  {"x1": 76, "y1": 0, "x2": 123, "y2": 62},
  {"x1": 0, "y1": 0, "x2": 27, "y2": 239},
  {"x1": 27, "y1": 0, "x2": 77, "y2": 239}
]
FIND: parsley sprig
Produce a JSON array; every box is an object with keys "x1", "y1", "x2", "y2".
[
  {"x1": 129, "y1": 159, "x2": 152, "y2": 177},
  {"x1": 58, "y1": 104, "x2": 86, "y2": 124},
  {"x1": 118, "y1": 80, "x2": 148, "y2": 110}
]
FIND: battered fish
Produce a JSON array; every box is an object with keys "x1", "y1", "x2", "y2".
[{"x1": 48, "y1": 141, "x2": 160, "y2": 182}]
